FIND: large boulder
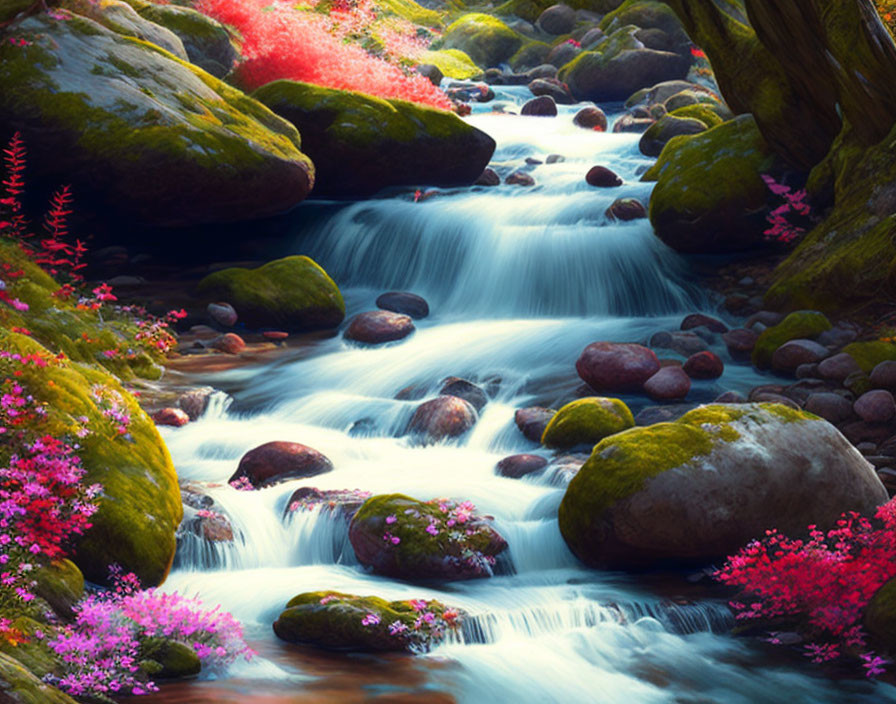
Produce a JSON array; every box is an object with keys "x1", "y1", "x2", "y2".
[
  {"x1": 0, "y1": 652, "x2": 78, "y2": 704},
  {"x1": 541, "y1": 397, "x2": 634, "y2": 449},
  {"x1": 197, "y1": 256, "x2": 345, "y2": 331},
  {"x1": 253, "y1": 80, "x2": 496, "y2": 199},
  {"x1": 0, "y1": 12, "x2": 314, "y2": 227},
  {"x1": 558, "y1": 404, "x2": 888, "y2": 569},
  {"x1": 348, "y1": 494, "x2": 507, "y2": 579},
  {"x1": 273, "y1": 592, "x2": 463, "y2": 653},
  {"x1": 559, "y1": 26, "x2": 690, "y2": 102},
  {"x1": 638, "y1": 114, "x2": 707, "y2": 157},
  {"x1": 2, "y1": 331, "x2": 181, "y2": 587},
  {"x1": 643, "y1": 115, "x2": 778, "y2": 254},
  {"x1": 537, "y1": 4, "x2": 576, "y2": 35},
  {"x1": 599, "y1": 0, "x2": 691, "y2": 56},
  {"x1": 438, "y1": 13, "x2": 524, "y2": 68}
]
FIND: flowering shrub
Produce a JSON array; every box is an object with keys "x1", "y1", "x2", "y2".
[
  {"x1": 716, "y1": 498, "x2": 896, "y2": 675},
  {"x1": 761, "y1": 174, "x2": 813, "y2": 243},
  {"x1": 194, "y1": 0, "x2": 453, "y2": 109},
  {"x1": 47, "y1": 567, "x2": 253, "y2": 697}
]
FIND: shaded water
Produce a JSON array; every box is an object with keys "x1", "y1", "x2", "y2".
[{"x1": 147, "y1": 87, "x2": 895, "y2": 702}]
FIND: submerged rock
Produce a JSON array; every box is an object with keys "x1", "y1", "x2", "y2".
[
  {"x1": 573, "y1": 106, "x2": 608, "y2": 131},
  {"x1": 406, "y1": 396, "x2": 478, "y2": 443},
  {"x1": 586, "y1": 166, "x2": 623, "y2": 188},
  {"x1": 376, "y1": 292, "x2": 430, "y2": 319},
  {"x1": 515, "y1": 406, "x2": 557, "y2": 442},
  {"x1": 496, "y1": 454, "x2": 549, "y2": 479},
  {"x1": 349, "y1": 494, "x2": 507, "y2": 579},
  {"x1": 345, "y1": 311, "x2": 415, "y2": 344},
  {"x1": 559, "y1": 404, "x2": 888, "y2": 569},
  {"x1": 229, "y1": 441, "x2": 333, "y2": 490},
  {"x1": 273, "y1": 592, "x2": 464, "y2": 652}
]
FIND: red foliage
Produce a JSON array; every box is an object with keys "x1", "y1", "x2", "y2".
[
  {"x1": 716, "y1": 498, "x2": 896, "y2": 673},
  {"x1": 0, "y1": 133, "x2": 27, "y2": 239},
  {"x1": 194, "y1": 0, "x2": 453, "y2": 110},
  {"x1": 761, "y1": 174, "x2": 813, "y2": 244}
]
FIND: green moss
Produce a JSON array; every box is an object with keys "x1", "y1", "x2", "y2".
[
  {"x1": 437, "y1": 13, "x2": 523, "y2": 68},
  {"x1": 541, "y1": 397, "x2": 634, "y2": 449},
  {"x1": 379, "y1": 0, "x2": 442, "y2": 26},
  {"x1": 865, "y1": 577, "x2": 896, "y2": 655},
  {"x1": 197, "y1": 255, "x2": 344, "y2": 331},
  {"x1": 0, "y1": 331, "x2": 181, "y2": 586},
  {"x1": 645, "y1": 115, "x2": 778, "y2": 253},
  {"x1": 494, "y1": 0, "x2": 624, "y2": 24},
  {"x1": 841, "y1": 341, "x2": 896, "y2": 374},
  {"x1": 33, "y1": 560, "x2": 84, "y2": 619},
  {"x1": 0, "y1": 618, "x2": 57, "y2": 679},
  {"x1": 139, "y1": 637, "x2": 201, "y2": 678},
  {"x1": 0, "y1": 652, "x2": 76, "y2": 703},
  {"x1": 417, "y1": 48, "x2": 481, "y2": 79},
  {"x1": 752, "y1": 310, "x2": 832, "y2": 368},
  {"x1": 668, "y1": 104, "x2": 724, "y2": 129},
  {"x1": 274, "y1": 591, "x2": 457, "y2": 651},
  {"x1": 509, "y1": 40, "x2": 552, "y2": 71}
]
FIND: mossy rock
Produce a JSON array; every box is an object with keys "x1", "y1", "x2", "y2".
[
  {"x1": 253, "y1": 80, "x2": 495, "y2": 198},
  {"x1": 348, "y1": 494, "x2": 508, "y2": 580},
  {"x1": 509, "y1": 40, "x2": 552, "y2": 71},
  {"x1": 0, "y1": 618, "x2": 57, "y2": 680},
  {"x1": 273, "y1": 591, "x2": 462, "y2": 652},
  {"x1": 495, "y1": 0, "x2": 626, "y2": 24},
  {"x1": 841, "y1": 341, "x2": 896, "y2": 374},
  {"x1": 438, "y1": 13, "x2": 523, "y2": 68},
  {"x1": 599, "y1": 0, "x2": 689, "y2": 54},
  {"x1": 32, "y1": 560, "x2": 84, "y2": 619},
  {"x1": 0, "y1": 652, "x2": 77, "y2": 704},
  {"x1": 0, "y1": 13, "x2": 313, "y2": 227},
  {"x1": 0, "y1": 241, "x2": 163, "y2": 381},
  {"x1": 0, "y1": 331, "x2": 181, "y2": 587},
  {"x1": 119, "y1": 0, "x2": 237, "y2": 77},
  {"x1": 417, "y1": 48, "x2": 482, "y2": 80},
  {"x1": 379, "y1": 0, "x2": 443, "y2": 27},
  {"x1": 558, "y1": 403, "x2": 888, "y2": 568},
  {"x1": 558, "y1": 25, "x2": 690, "y2": 102},
  {"x1": 639, "y1": 114, "x2": 707, "y2": 157},
  {"x1": 644, "y1": 115, "x2": 778, "y2": 254},
  {"x1": 60, "y1": 0, "x2": 188, "y2": 58},
  {"x1": 197, "y1": 256, "x2": 345, "y2": 331},
  {"x1": 541, "y1": 397, "x2": 634, "y2": 449},
  {"x1": 752, "y1": 310, "x2": 832, "y2": 368},
  {"x1": 765, "y1": 121, "x2": 896, "y2": 313},
  {"x1": 139, "y1": 637, "x2": 201, "y2": 679},
  {"x1": 667, "y1": 104, "x2": 724, "y2": 129},
  {"x1": 865, "y1": 577, "x2": 896, "y2": 656}
]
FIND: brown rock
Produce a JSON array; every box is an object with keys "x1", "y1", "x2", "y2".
[
  {"x1": 871, "y1": 361, "x2": 896, "y2": 390},
  {"x1": 576, "y1": 342, "x2": 660, "y2": 392},
  {"x1": 521, "y1": 95, "x2": 558, "y2": 116},
  {"x1": 407, "y1": 396, "x2": 477, "y2": 442},
  {"x1": 855, "y1": 390, "x2": 896, "y2": 423},
  {"x1": 585, "y1": 166, "x2": 622, "y2": 187},
  {"x1": 605, "y1": 198, "x2": 647, "y2": 221},
  {"x1": 440, "y1": 377, "x2": 488, "y2": 412},
  {"x1": 681, "y1": 313, "x2": 728, "y2": 333},
  {"x1": 230, "y1": 441, "x2": 333, "y2": 489},
  {"x1": 515, "y1": 406, "x2": 556, "y2": 442},
  {"x1": 683, "y1": 351, "x2": 724, "y2": 380},
  {"x1": 804, "y1": 392, "x2": 855, "y2": 425},
  {"x1": 771, "y1": 339, "x2": 829, "y2": 373},
  {"x1": 345, "y1": 311, "x2": 415, "y2": 344},
  {"x1": 643, "y1": 366, "x2": 691, "y2": 400},
  {"x1": 573, "y1": 106, "x2": 608, "y2": 131},
  {"x1": 211, "y1": 332, "x2": 246, "y2": 354},
  {"x1": 152, "y1": 407, "x2": 190, "y2": 427},
  {"x1": 817, "y1": 353, "x2": 861, "y2": 382},
  {"x1": 496, "y1": 454, "x2": 548, "y2": 479},
  {"x1": 506, "y1": 171, "x2": 536, "y2": 187}
]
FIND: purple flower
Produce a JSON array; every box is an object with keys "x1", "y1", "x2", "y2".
[
  {"x1": 361, "y1": 613, "x2": 380, "y2": 627},
  {"x1": 385, "y1": 515, "x2": 397, "y2": 524}
]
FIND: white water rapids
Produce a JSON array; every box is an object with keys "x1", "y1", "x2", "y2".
[{"x1": 150, "y1": 86, "x2": 895, "y2": 703}]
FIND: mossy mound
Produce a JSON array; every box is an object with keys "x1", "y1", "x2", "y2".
[
  {"x1": 559, "y1": 403, "x2": 887, "y2": 568},
  {"x1": 495, "y1": 0, "x2": 625, "y2": 24},
  {"x1": 379, "y1": 0, "x2": 443, "y2": 27},
  {"x1": 865, "y1": 577, "x2": 896, "y2": 656},
  {"x1": 644, "y1": 115, "x2": 778, "y2": 254},
  {"x1": 667, "y1": 104, "x2": 724, "y2": 129},
  {"x1": 253, "y1": 80, "x2": 495, "y2": 198},
  {"x1": 0, "y1": 241, "x2": 163, "y2": 381},
  {"x1": 0, "y1": 652, "x2": 77, "y2": 704},
  {"x1": 541, "y1": 397, "x2": 634, "y2": 449},
  {"x1": 509, "y1": 40, "x2": 552, "y2": 71},
  {"x1": 0, "y1": 12, "x2": 313, "y2": 227},
  {"x1": 119, "y1": 0, "x2": 237, "y2": 77},
  {"x1": 273, "y1": 591, "x2": 462, "y2": 652},
  {"x1": 0, "y1": 330, "x2": 181, "y2": 586},
  {"x1": 752, "y1": 310, "x2": 832, "y2": 369},
  {"x1": 417, "y1": 49, "x2": 482, "y2": 80},
  {"x1": 32, "y1": 560, "x2": 84, "y2": 620},
  {"x1": 438, "y1": 13, "x2": 523, "y2": 68},
  {"x1": 348, "y1": 494, "x2": 507, "y2": 580},
  {"x1": 139, "y1": 637, "x2": 201, "y2": 679},
  {"x1": 599, "y1": 0, "x2": 689, "y2": 54},
  {"x1": 639, "y1": 114, "x2": 707, "y2": 157},
  {"x1": 196, "y1": 256, "x2": 345, "y2": 331}
]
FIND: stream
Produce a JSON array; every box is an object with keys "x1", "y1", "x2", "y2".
[{"x1": 144, "y1": 86, "x2": 894, "y2": 703}]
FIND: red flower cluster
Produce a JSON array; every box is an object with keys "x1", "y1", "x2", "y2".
[
  {"x1": 716, "y1": 498, "x2": 896, "y2": 671},
  {"x1": 761, "y1": 174, "x2": 813, "y2": 243}
]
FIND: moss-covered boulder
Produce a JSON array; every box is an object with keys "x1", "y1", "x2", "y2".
[
  {"x1": 0, "y1": 652, "x2": 77, "y2": 704},
  {"x1": 0, "y1": 12, "x2": 313, "y2": 227},
  {"x1": 139, "y1": 637, "x2": 201, "y2": 679},
  {"x1": 865, "y1": 577, "x2": 896, "y2": 656},
  {"x1": 33, "y1": 560, "x2": 84, "y2": 619},
  {"x1": 558, "y1": 26, "x2": 690, "y2": 102},
  {"x1": 253, "y1": 80, "x2": 495, "y2": 199},
  {"x1": 0, "y1": 331, "x2": 181, "y2": 587},
  {"x1": 273, "y1": 592, "x2": 463, "y2": 652},
  {"x1": 541, "y1": 397, "x2": 634, "y2": 449},
  {"x1": 638, "y1": 114, "x2": 707, "y2": 157},
  {"x1": 644, "y1": 115, "x2": 778, "y2": 254},
  {"x1": 438, "y1": 13, "x2": 523, "y2": 68},
  {"x1": 600, "y1": 0, "x2": 690, "y2": 55},
  {"x1": 751, "y1": 310, "x2": 832, "y2": 369},
  {"x1": 120, "y1": 0, "x2": 237, "y2": 77},
  {"x1": 509, "y1": 40, "x2": 553, "y2": 71},
  {"x1": 667, "y1": 103, "x2": 724, "y2": 128},
  {"x1": 197, "y1": 256, "x2": 345, "y2": 331},
  {"x1": 558, "y1": 403, "x2": 888, "y2": 569},
  {"x1": 60, "y1": 0, "x2": 188, "y2": 59},
  {"x1": 496, "y1": 0, "x2": 625, "y2": 24},
  {"x1": 348, "y1": 494, "x2": 507, "y2": 580},
  {"x1": 417, "y1": 49, "x2": 482, "y2": 80}
]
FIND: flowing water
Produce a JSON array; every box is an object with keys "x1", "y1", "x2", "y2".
[{"x1": 146, "y1": 87, "x2": 895, "y2": 703}]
